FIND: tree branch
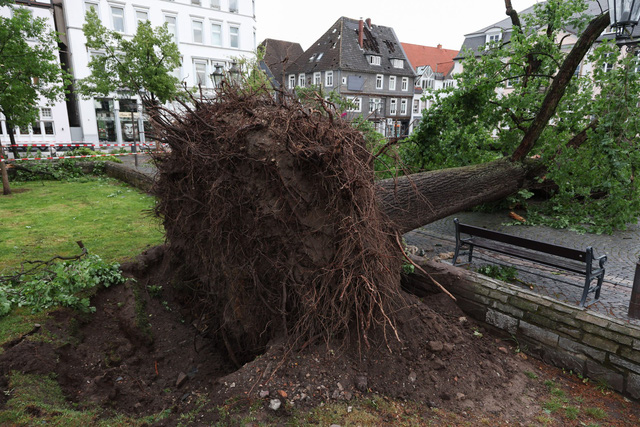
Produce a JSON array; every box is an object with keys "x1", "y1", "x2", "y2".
[{"x1": 511, "y1": 12, "x2": 610, "y2": 161}]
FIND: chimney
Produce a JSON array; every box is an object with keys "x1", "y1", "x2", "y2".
[
  {"x1": 358, "y1": 18, "x2": 364, "y2": 48},
  {"x1": 366, "y1": 18, "x2": 372, "y2": 28},
  {"x1": 437, "y1": 44, "x2": 442, "y2": 49}
]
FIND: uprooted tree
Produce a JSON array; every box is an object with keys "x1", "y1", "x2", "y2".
[{"x1": 149, "y1": 2, "x2": 617, "y2": 361}]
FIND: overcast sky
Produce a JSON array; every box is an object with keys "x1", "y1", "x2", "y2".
[{"x1": 255, "y1": 0, "x2": 541, "y2": 51}]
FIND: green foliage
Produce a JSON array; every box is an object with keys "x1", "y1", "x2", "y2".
[
  {"x1": 406, "y1": 0, "x2": 640, "y2": 232},
  {"x1": 0, "y1": 1, "x2": 70, "y2": 133},
  {"x1": 0, "y1": 255, "x2": 126, "y2": 316},
  {"x1": 477, "y1": 264, "x2": 518, "y2": 282},
  {"x1": 78, "y1": 10, "x2": 181, "y2": 104}
]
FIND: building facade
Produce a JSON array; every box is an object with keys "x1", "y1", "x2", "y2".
[
  {"x1": 286, "y1": 17, "x2": 416, "y2": 138},
  {"x1": 52, "y1": 0, "x2": 256, "y2": 145}
]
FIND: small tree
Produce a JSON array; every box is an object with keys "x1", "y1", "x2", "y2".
[
  {"x1": 77, "y1": 10, "x2": 181, "y2": 107},
  {"x1": 0, "y1": 0, "x2": 70, "y2": 195}
]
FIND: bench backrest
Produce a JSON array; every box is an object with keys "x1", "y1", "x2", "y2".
[{"x1": 456, "y1": 221, "x2": 587, "y2": 262}]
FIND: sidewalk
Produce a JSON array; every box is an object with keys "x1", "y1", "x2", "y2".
[{"x1": 405, "y1": 211, "x2": 640, "y2": 326}]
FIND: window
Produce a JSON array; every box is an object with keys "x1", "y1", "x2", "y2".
[
  {"x1": 486, "y1": 33, "x2": 502, "y2": 43},
  {"x1": 604, "y1": 53, "x2": 614, "y2": 72},
  {"x1": 211, "y1": 0, "x2": 220, "y2": 9},
  {"x1": 313, "y1": 72, "x2": 321, "y2": 86},
  {"x1": 85, "y1": 1, "x2": 99, "y2": 16},
  {"x1": 298, "y1": 74, "x2": 306, "y2": 88},
  {"x1": 192, "y1": 20, "x2": 203, "y2": 43},
  {"x1": 211, "y1": 23, "x2": 222, "y2": 46},
  {"x1": 288, "y1": 74, "x2": 296, "y2": 89},
  {"x1": 325, "y1": 71, "x2": 333, "y2": 87},
  {"x1": 229, "y1": 26, "x2": 239, "y2": 48},
  {"x1": 165, "y1": 16, "x2": 178, "y2": 42},
  {"x1": 413, "y1": 99, "x2": 419, "y2": 114},
  {"x1": 194, "y1": 60, "x2": 207, "y2": 86},
  {"x1": 369, "y1": 98, "x2": 382, "y2": 113},
  {"x1": 389, "y1": 98, "x2": 397, "y2": 115},
  {"x1": 391, "y1": 59, "x2": 403, "y2": 68},
  {"x1": 400, "y1": 99, "x2": 407, "y2": 115},
  {"x1": 192, "y1": 0, "x2": 201, "y2": 5},
  {"x1": 443, "y1": 80, "x2": 454, "y2": 88},
  {"x1": 229, "y1": 0, "x2": 238, "y2": 12},
  {"x1": 368, "y1": 55, "x2": 381, "y2": 65},
  {"x1": 401, "y1": 77, "x2": 409, "y2": 91},
  {"x1": 376, "y1": 74, "x2": 383, "y2": 89},
  {"x1": 32, "y1": 108, "x2": 55, "y2": 136},
  {"x1": 389, "y1": 76, "x2": 396, "y2": 91},
  {"x1": 110, "y1": 6, "x2": 125, "y2": 32},
  {"x1": 574, "y1": 63, "x2": 582, "y2": 77},
  {"x1": 421, "y1": 78, "x2": 434, "y2": 90},
  {"x1": 136, "y1": 10, "x2": 149, "y2": 24},
  {"x1": 347, "y1": 96, "x2": 361, "y2": 112}
]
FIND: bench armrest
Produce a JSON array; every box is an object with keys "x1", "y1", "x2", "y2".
[{"x1": 597, "y1": 255, "x2": 607, "y2": 269}]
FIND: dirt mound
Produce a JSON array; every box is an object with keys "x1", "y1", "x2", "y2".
[{"x1": 0, "y1": 247, "x2": 547, "y2": 424}]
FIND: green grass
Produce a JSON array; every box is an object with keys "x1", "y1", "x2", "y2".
[{"x1": 0, "y1": 178, "x2": 163, "y2": 273}]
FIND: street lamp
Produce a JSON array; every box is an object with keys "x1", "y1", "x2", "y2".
[
  {"x1": 608, "y1": 0, "x2": 640, "y2": 37},
  {"x1": 228, "y1": 61, "x2": 241, "y2": 83},
  {"x1": 210, "y1": 64, "x2": 224, "y2": 88}
]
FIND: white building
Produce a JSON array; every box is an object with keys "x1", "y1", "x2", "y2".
[
  {"x1": 54, "y1": 0, "x2": 257, "y2": 144},
  {"x1": 0, "y1": 0, "x2": 72, "y2": 152}
]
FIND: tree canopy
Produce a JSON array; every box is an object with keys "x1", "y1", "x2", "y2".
[
  {"x1": 78, "y1": 10, "x2": 181, "y2": 105},
  {"x1": 405, "y1": 0, "x2": 640, "y2": 233}
]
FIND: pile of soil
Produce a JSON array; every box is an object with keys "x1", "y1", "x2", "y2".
[{"x1": 0, "y1": 246, "x2": 550, "y2": 424}]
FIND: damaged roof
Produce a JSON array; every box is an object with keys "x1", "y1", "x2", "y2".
[
  {"x1": 259, "y1": 38, "x2": 304, "y2": 85},
  {"x1": 289, "y1": 17, "x2": 415, "y2": 77},
  {"x1": 401, "y1": 42, "x2": 459, "y2": 77}
]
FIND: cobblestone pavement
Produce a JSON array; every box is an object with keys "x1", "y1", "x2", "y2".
[
  {"x1": 404, "y1": 211, "x2": 640, "y2": 325},
  {"x1": 119, "y1": 153, "x2": 156, "y2": 177}
]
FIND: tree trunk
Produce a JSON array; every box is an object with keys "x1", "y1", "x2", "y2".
[
  {"x1": 0, "y1": 160, "x2": 10, "y2": 195},
  {"x1": 376, "y1": 158, "x2": 540, "y2": 234},
  {"x1": 6, "y1": 120, "x2": 20, "y2": 160}
]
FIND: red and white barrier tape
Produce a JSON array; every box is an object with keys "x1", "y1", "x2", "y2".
[{"x1": 0, "y1": 151, "x2": 161, "y2": 163}]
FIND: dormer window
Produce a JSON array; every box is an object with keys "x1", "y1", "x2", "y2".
[
  {"x1": 316, "y1": 53, "x2": 324, "y2": 61},
  {"x1": 368, "y1": 55, "x2": 381, "y2": 66},
  {"x1": 486, "y1": 32, "x2": 502, "y2": 44},
  {"x1": 391, "y1": 59, "x2": 403, "y2": 68}
]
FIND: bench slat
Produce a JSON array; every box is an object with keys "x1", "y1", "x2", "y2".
[
  {"x1": 464, "y1": 237, "x2": 588, "y2": 274},
  {"x1": 458, "y1": 223, "x2": 586, "y2": 262}
]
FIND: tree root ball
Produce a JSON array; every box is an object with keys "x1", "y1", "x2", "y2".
[{"x1": 151, "y1": 87, "x2": 403, "y2": 361}]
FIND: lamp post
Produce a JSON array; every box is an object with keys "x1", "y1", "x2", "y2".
[
  {"x1": 608, "y1": 1, "x2": 640, "y2": 317},
  {"x1": 210, "y1": 64, "x2": 224, "y2": 88},
  {"x1": 608, "y1": 0, "x2": 640, "y2": 38},
  {"x1": 228, "y1": 61, "x2": 241, "y2": 83}
]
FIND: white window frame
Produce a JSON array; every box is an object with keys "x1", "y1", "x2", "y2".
[
  {"x1": 389, "y1": 99, "x2": 397, "y2": 115},
  {"x1": 368, "y1": 55, "x2": 381, "y2": 66},
  {"x1": 604, "y1": 53, "x2": 614, "y2": 72},
  {"x1": 211, "y1": 0, "x2": 221, "y2": 9},
  {"x1": 401, "y1": 77, "x2": 409, "y2": 91},
  {"x1": 400, "y1": 99, "x2": 407, "y2": 115},
  {"x1": 347, "y1": 96, "x2": 361, "y2": 112},
  {"x1": 369, "y1": 98, "x2": 382, "y2": 113},
  {"x1": 211, "y1": 21, "x2": 222, "y2": 46},
  {"x1": 413, "y1": 99, "x2": 419, "y2": 114},
  {"x1": 229, "y1": 25, "x2": 239, "y2": 49},
  {"x1": 486, "y1": 32, "x2": 502, "y2": 44},
  {"x1": 391, "y1": 59, "x2": 403, "y2": 69},
  {"x1": 376, "y1": 74, "x2": 383, "y2": 90},
  {"x1": 84, "y1": 1, "x2": 99, "y2": 17},
  {"x1": 298, "y1": 74, "x2": 306, "y2": 88},
  {"x1": 288, "y1": 74, "x2": 296, "y2": 89},
  {"x1": 229, "y1": 0, "x2": 238, "y2": 13},
  {"x1": 110, "y1": 5, "x2": 125, "y2": 33},
  {"x1": 389, "y1": 76, "x2": 396, "y2": 91},
  {"x1": 325, "y1": 71, "x2": 334, "y2": 87},
  {"x1": 192, "y1": 19, "x2": 204, "y2": 44},
  {"x1": 135, "y1": 9, "x2": 149, "y2": 28},
  {"x1": 313, "y1": 72, "x2": 321, "y2": 86},
  {"x1": 164, "y1": 15, "x2": 178, "y2": 43},
  {"x1": 193, "y1": 60, "x2": 208, "y2": 87},
  {"x1": 192, "y1": 0, "x2": 201, "y2": 5}
]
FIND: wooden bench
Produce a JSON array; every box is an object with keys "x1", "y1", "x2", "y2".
[{"x1": 452, "y1": 218, "x2": 607, "y2": 307}]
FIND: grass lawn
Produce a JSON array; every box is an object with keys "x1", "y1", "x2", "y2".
[{"x1": 0, "y1": 178, "x2": 164, "y2": 274}]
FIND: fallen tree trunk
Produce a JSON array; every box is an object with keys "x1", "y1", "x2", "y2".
[{"x1": 376, "y1": 157, "x2": 541, "y2": 234}]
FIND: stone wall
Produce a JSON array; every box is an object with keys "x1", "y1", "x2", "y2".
[
  {"x1": 446, "y1": 269, "x2": 640, "y2": 399},
  {"x1": 102, "y1": 162, "x2": 154, "y2": 192}
]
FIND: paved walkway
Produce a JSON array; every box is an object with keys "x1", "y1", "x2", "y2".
[
  {"x1": 405, "y1": 211, "x2": 640, "y2": 325},
  {"x1": 116, "y1": 155, "x2": 640, "y2": 324}
]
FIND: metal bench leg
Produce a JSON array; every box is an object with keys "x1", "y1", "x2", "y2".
[
  {"x1": 453, "y1": 245, "x2": 460, "y2": 266},
  {"x1": 468, "y1": 245, "x2": 474, "y2": 263},
  {"x1": 595, "y1": 273, "x2": 604, "y2": 300},
  {"x1": 579, "y1": 276, "x2": 591, "y2": 307}
]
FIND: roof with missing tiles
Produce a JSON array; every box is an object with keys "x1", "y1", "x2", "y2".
[
  {"x1": 401, "y1": 42, "x2": 459, "y2": 76},
  {"x1": 289, "y1": 17, "x2": 415, "y2": 77}
]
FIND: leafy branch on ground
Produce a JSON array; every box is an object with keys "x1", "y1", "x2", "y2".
[{"x1": 0, "y1": 245, "x2": 126, "y2": 316}]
